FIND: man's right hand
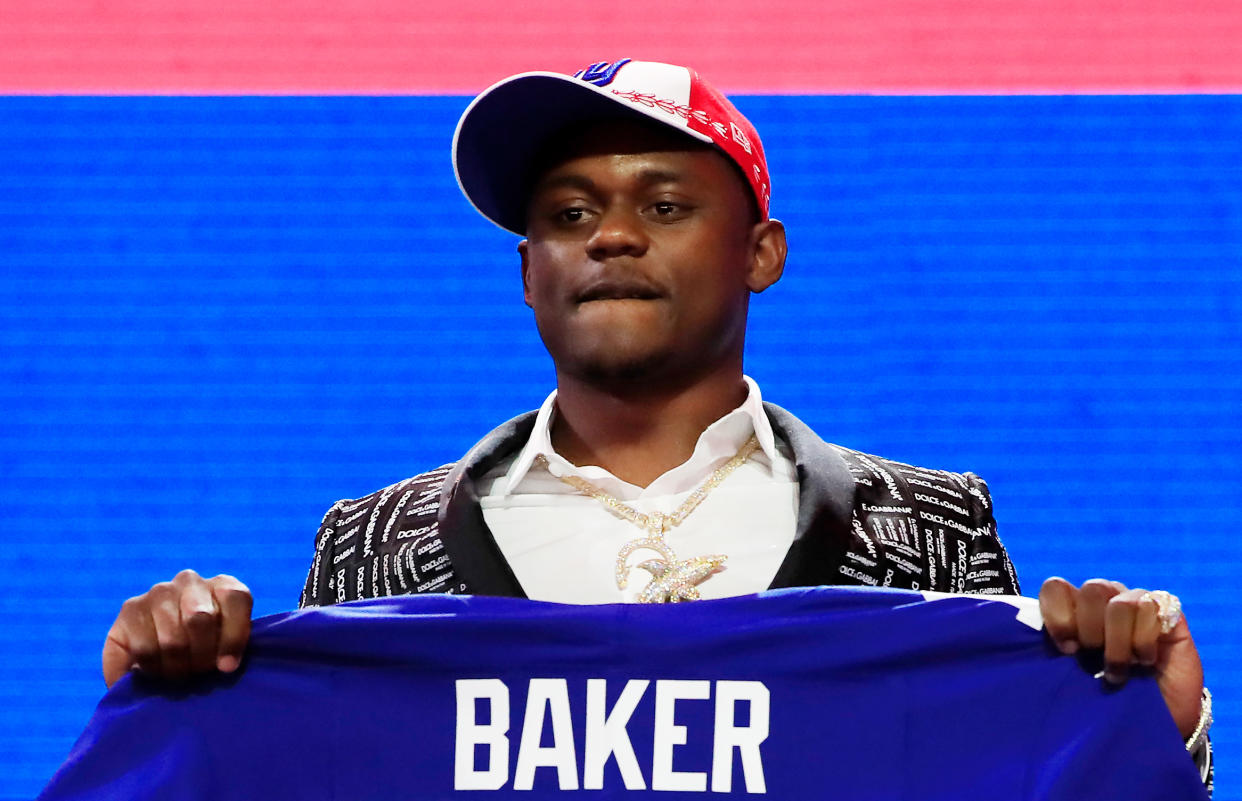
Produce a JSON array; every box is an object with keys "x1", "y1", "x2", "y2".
[{"x1": 102, "y1": 569, "x2": 253, "y2": 688}]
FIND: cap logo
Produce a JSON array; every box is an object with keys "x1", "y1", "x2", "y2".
[{"x1": 573, "y1": 59, "x2": 632, "y2": 87}]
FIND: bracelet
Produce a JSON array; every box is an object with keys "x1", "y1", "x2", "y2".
[{"x1": 1185, "y1": 687, "x2": 1212, "y2": 755}]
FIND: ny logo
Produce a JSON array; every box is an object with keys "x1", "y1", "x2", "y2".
[{"x1": 574, "y1": 59, "x2": 632, "y2": 87}]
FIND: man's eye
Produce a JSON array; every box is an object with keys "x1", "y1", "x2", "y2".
[
  {"x1": 557, "y1": 207, "x2": 588, "y2": 223},
  {"x1": 651, "y1": 202, "x2": 692, "y2": 219}
]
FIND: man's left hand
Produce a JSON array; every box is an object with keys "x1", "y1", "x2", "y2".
[{"x1": 1039, "y1": 577, "x2": 1204, "y2": 738}]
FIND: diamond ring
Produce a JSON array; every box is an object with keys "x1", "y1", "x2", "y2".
[{"x1": 1142, "y1": 590, "x2": 1183, "y2": 635}]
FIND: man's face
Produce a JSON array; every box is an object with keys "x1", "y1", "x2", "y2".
[{"x1": 519, "y1": 119, "x2": 782, "y2": 390}]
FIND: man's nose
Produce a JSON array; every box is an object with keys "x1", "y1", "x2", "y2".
[{"x1": 585, "y1": 208, "x2": 648, "y2": 260}]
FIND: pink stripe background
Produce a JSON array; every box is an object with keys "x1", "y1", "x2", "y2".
[{"x1": 3, "y1": 0, "x2": 1240, "y2": 93}]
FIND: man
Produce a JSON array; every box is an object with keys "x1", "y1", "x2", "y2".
[{"x1": 101, "y1": 59, "x2": 1211, "y2": 780}]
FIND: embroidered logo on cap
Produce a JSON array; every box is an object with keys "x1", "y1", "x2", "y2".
[{"x1": 574, "y1": 59, "x2": 632, "y2": 87}]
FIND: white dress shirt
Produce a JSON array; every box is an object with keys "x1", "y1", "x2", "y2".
[{"x1": 478, "y1": 377, "x2": 800, "y2": 603}]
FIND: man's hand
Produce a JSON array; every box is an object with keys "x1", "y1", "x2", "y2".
[
  {"x1": 102, "y1": 569, "x2": 253, "y2": 688},
  {"x1": 1039, "y1": 577, "x2": 1204, "y2": 738}
]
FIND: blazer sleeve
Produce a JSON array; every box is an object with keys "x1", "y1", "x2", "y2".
[
  {"x1": 960, "y1": 472, "x2": 1022, "y2": 596},
  {"x1": 299, "y1": 500, "x2": 344, "y2": 609}
]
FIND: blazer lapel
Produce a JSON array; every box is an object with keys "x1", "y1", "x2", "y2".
[
  {"x1": 436, "y1": 411, "x2": 537, "y2": 598},
  {"x1": 763, "y1": 403, "x2": 857, "y2": 590}
]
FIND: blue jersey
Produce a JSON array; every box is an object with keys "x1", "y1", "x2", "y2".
[{"x1": 39, "y1": 588, "x2": 1205, "y2": 800}]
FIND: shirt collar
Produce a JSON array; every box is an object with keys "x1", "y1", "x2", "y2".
[{"x1": 500, "y1": 375, "x2": 780, "y2": 496}]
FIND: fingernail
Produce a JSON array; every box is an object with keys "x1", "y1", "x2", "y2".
[
  {"x1": 217, "y1": 655, "x2": 239, "y2": 673},
  {"x1": 1103, "y1": 669, "x2": 1126, "y2": 685},
  {"x1": 1058, "y1": 639, "x2": 1079, "y2": 655}
]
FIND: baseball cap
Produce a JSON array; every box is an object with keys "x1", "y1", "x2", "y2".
[{"x1": 452, "y1": 59, "x2": 770, "y2": 235}]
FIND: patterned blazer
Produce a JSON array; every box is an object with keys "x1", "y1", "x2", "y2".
[{"x1": 299, "y1": 403, "x2": 1020, "y2": 607}]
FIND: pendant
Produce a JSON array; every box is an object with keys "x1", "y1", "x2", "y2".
[{"x1": 616, "y1": 537, "x2": 727, "y2": 603}]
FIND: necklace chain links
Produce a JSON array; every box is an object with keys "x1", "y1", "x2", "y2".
[{"x1": 534, "y1": 435, "x2": 760, "y2": 602}]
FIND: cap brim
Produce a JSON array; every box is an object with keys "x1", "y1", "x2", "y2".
[{"x1": 452, "y1": 71, "x2": 713, "y2": 235}]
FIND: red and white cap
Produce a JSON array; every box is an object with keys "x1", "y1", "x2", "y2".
[{"x1": 453, "y1": 59, "x2": 771, "y2": 235}]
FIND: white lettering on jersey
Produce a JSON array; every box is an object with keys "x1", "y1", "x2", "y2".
[{"x1": 453, "y1": 678, "x2": 770, "y2": 793}]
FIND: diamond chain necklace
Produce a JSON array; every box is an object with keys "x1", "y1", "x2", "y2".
[{"x1": 533, "y1": 435, "x2": 760, "y2": 602}]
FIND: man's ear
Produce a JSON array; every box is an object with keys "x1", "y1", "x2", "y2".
[
  {"x1": 518, "y1": 240, "x2": 533, "y2": 308},
  {"x1": 745, "y1": 219, "x2": 787, "y2": 293}
]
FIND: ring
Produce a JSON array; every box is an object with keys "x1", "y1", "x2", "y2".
[{"x1": 1142, "y1": 590, "x2": 1183, "y2": 634}]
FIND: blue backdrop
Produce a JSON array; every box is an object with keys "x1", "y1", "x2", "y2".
[{"x1": 2, "y1": 95, "x2": 1239, "y2": 798}]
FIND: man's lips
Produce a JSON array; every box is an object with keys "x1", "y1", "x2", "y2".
[{"x1": 574, "y1": 279, "x2": 664, "y2": 303}]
